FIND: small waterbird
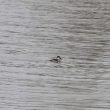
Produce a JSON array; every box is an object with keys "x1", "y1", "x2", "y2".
[{"x1": 50, "y1": 56, "x2": 62, "y2": 63}]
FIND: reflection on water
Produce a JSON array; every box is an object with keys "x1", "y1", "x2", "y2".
[{"x1": 0, "y1": 0, "x2": 110, "y2": 110}]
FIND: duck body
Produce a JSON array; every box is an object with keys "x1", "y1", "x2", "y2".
[{"x1": 50, "y1": 56, "x2": 62, "y2": 63}]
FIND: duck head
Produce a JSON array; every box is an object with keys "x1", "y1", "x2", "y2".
[{"x1": 57, "y1": 56, "x2": 62, "y2": 60}]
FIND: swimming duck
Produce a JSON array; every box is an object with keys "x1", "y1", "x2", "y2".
[{"x1": 50, "y1": 56, "x2": 62, "y2": 63}]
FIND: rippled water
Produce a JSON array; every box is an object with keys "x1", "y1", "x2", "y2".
[{"x1": 0, "y1": 0, "x2": 110, "y2": 110}]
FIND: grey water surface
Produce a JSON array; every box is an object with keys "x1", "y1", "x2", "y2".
[{"x1": 0, "y1": 0, "x2": 110, "y2": 110}]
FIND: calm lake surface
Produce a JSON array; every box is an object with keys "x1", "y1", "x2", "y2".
[{"x1": 0, "y1": 0, "x2": 110, "y2": 110}]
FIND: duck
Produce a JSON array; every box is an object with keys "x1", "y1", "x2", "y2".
[{"x1": 50, "y1": 56, "x2": 62, "y2": 63}]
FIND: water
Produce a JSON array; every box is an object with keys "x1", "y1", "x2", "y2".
[{"x1": 0, "y1": 0, "x2": 110, "y2": 110}]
